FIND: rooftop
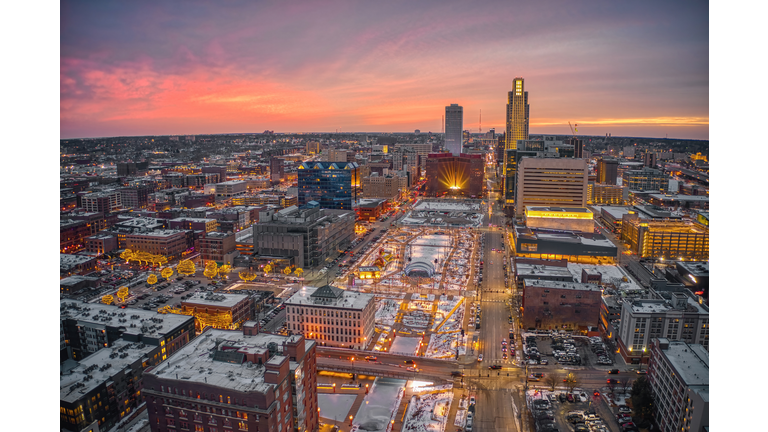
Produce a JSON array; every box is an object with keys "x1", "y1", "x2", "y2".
[
  {"x1": 183, "y1": 292, "x2": 250, "y2": 308},
  {"x1": 515, "y1": 263, "x2": 574, "y2": 279},
  {"x1": 147, "y1": 329, "x2": 311, "y2": 393},
  {"x1": 522, "y1": 279, "x2": 603, "y2": 292},
  {"x1": 657, "y1": 339, "x2": 709, "y2": 386},
  {"x1": 60, "y1": 300, "x2": 194, "y2": 339},
  {"x1": 285, "y1": 285, "x2": 373, "y2": 310},
  {"x1": 60, "y1": 254, "x2": 95, "y2": 268},
  {"x1": 61, "y1": 339, "x2": 157, "y2": 403}
]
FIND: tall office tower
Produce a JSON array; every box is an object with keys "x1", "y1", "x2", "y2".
[
  {"x1": 503, "y1": 77, "x2": 530, "y2": 208},
  {"x1": 505, "y1": 78, "x2": 529, "y2": 151},
  {"x1": 568, "y1": 137, "x2": 584, "y2": 158},
  {"x1": 445, "y1": 104, "x2": 463, "y2": 156},
  {"x1": 597, "y1": 158, "x2": 619, "y2": 185}
]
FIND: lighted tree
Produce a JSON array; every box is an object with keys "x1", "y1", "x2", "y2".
[
  {"x1": 219, "y1": 265, "x2": 232, "y2": 276},
  {"x1": 177, "y1": 259, "x2": 196, "y2": 276},
  {"x1": 147, "y1": 274, "x2": 158, "y2": 285},
  {"x1": 120, "y1": 249, "x2": 134, "y2": 261},
  {"x1": 283, "y1": 266, "x2": 292, "y2": 275},
  {"x1": 161, "y1": 267, "x2": 174, "y2": 280},
  {"x1": 102, "y1": 294, "x2": 114, "y2": 305},
  {"x1": 116, "y1": 286, "x2": 129, "y2": 302},
  {"x1": 204, "y1": 261, "x2": 219, "y2": 279},
  {"x1": 294, "y1": 268, "x2": 304, "y2": 278},
  {"x1": 263, "y1": 264, "x2": 272, "y2": 275},
  {"x1": 239, "y1": 270, "x2": 257, "y2": 282}
]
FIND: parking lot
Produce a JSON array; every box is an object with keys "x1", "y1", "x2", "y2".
[
  {"x1": 522, "y1": 333, "x2": 615, "y2": 368},
  {"x1": 528, "y1": 388, "x2": 634, "y2": 432}
]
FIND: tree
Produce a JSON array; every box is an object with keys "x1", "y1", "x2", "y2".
[
  {"x1": 147, "y1": 274, "x2": 158, "y2": 285},
  {"x1": 239, "y1": 270, "x2": 257, "y2": 282},
  {"x1": 120, "y1": 249, "x2": 134, "y2": 261},
  {"x1": 283, "y1": 266, "x2": 292, "y2": 275},
  {"x1": 294, "y1": 268, "x2": 304, "y2": 278},
  {"x1": 545, "y1": 373, "x2": 560, "y2": 392},
  {"x1": 630, "y1": 376, "x2": 655, "y2": 425},
  {"x1": 564, "y1": 372, "x2": 578, "y2": 393},
  {"x1": 620, "y1": 377, "x2": 632, "y2": 395},
  {"x1": 219, "y1": 265, "x2": 232, "y2": 276},
  {"x1": 263, "y1": 264, "x2": 272, "y2": 275},
  {"x1": 161, "y1": 267, "x2": 174, "y2": 280},
  {"x1": 101, "y1": 294, "x2": 114, "y2": 305},
  {"x1": 116, "y1": 286, "x2": 129, "y2": 302},
  {"x1": 177, "y1": 259, "x2": 196, "y2": 276},
  {"x1": 204, "y1": 261, "x2": 219, "y2": 279}
]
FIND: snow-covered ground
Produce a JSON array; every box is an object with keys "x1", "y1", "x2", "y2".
[
  {"x1": 375, "y1": 298, "x2": 402, "y2": 328},
  {"x1": 424, "y1": 332, "x2": 466, "y2": 359},
  {"x1": 351, "y1": 378, "x2": 406, "y2": 432},
  {"x1": 390, "y1": 336, "x2": 421, "y2": 356},
  {"x1": 318, "y1": 393, "x2": 358, "y2": 423},
  {"x1": 401, "y1": 384, "x2": 454, "y2": 432}
]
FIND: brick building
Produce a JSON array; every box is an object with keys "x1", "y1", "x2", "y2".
[
  {"x1": 200, "y1": 231, "x2": 238, "y2": 264},
  {"x1": 181, "y1": 292, "x2": 253, "y2": 332},
  {"x1": 521, "y1": 279, "x2": 603, "y2": 331},
  {"x1": 126, "y1": 230, "x2": 191, "y2": 260},
  {"x1": 143, "y1": 328, "x2": 318, "y2": 432}
]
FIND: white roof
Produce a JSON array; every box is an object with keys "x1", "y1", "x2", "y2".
[
  {"x1": 61, "y1": 339, "x2": 156, "y2": 403},
  {"x1": 285, "y1": 286, "x2": 373, "y2": 311},
  {"x1": 660, "y1": 340, "x2": 709, "y2": 386},
  {"x1": 60, "y1": 300, "x2": 194, "y2": 339},
  {"x1": 183, "y1": 292, "x2": 249, "y2": 308},
  {"x1": 523, "y1": 279, "x2": 602, "y2": 292}
]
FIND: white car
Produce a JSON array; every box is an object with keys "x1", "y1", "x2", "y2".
[
  {"x1": 477, "y1": 354, "x2": 483, "y2": 362},
  {"x1": 469, "y1": 396, "x2": 476, "y2": 406}
]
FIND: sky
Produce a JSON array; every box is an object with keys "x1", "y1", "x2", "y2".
[{"x1": 60, "y1": 0, "x2": 709, "y2": 140}]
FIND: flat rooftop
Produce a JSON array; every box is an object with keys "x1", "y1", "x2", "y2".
[
  {"x1": 515, "y1": 263, "x2": 574, "y2": 279},
  {"x1": 61, "y1": 339, "x2": 157, "y2": 403},
  {"x1": 285, "y1": 286, "x2": 373, "y2": 310},
  {"x1": 60, "y1": 300, "x2": 194, "y2": 339},
  {"x1": 183, "y1": 292, "x2": 249, "y2": 308},
  {"x1": 659, "y1": 339, "x2": 709, "y2": 386},
  {"x1": 523, "y1": 279, "x2": 603, "y2": 292},
  {"x1": 60, "y1": 254, "x2": 95, "y2": 267},
  {"x1": 148, "y1": 329, "x2": 311, "y2": 393}
]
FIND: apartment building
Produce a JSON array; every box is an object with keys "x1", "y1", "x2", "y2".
[{"x1": 285, "y1": 285, "x2": 375, "y2": 350}]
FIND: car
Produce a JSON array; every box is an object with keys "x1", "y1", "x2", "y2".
[
  {"x1": 489, "y1": 365, "x2": 502, "y2": 370},
  {"x1": 618, "y1": 406, "x2": 632, "y2": 414},
  {"x1": 365, "y1": 356, "x2": 377, "y2": 361},
  {"x1": 477, "y1": 354, "x2": 483, "y2": 362},
  {"x1": 607, "y1": 378, "x2": 618, "y2": 384},
  {"x1": 566, "y1": 393, "x2": 575, "y2": 403},
  {"x1": 502, "y1": 353, "x2": 508, "y2": 359},
  {"x1": 469, "y1": 396, "x2": 476, "y2": 406},
  {"x1": 532, "y1": 372, "x2": 544, "y2": 378},
  {"x1": 406, "y1": 367, "x2": 418, "y2": 372},
  {"x1": 608, "y1": 369, "x2": 620, "y2": 374},
  {"x1": 528, "y1": 375, "x2": 540, "y2": 382},
  {"x1": 403, "y1": 360, "x2": 415, "y2": 365},
  {"x1": 636, "y1": 370, "x2": 647, "y2": 375}
]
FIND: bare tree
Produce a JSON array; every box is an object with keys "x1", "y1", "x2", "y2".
[
  {"x1": 546, "y1": 373, "x2": 560, "y2": 392},
  {"x1": 620, "y1": 377, "x2": 632, "y2": 395}
]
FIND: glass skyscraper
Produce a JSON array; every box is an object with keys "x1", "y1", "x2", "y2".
[
  {"x1": 504, "y1": 77, "x2": 530, "y2": 208},
  {"x1": 297, "y1": 161, "x2": 360, "y2": 210}
]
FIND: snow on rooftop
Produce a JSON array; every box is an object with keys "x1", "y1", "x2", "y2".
[
  {"x1": 662, "y1": 340, "x2": 709, "y2": 386},
  {"x1": 285, "y1": 286, "x2": 374, "y2": 310},
  {"x1": 183, "y1": 292, "x2": 249, "y2": 308},
  {"x1": 523, "y1": 279, "x2": 602, "y2": 292},
  {"x1": 413, "y1": 199, "x2": 481, "y2": 212},
  {"x1": 566, "y1": 263, "x2": 642, "y2": 291},
  {"x1": 60, "y1": 300, "x2": 193, "y2": 339}
]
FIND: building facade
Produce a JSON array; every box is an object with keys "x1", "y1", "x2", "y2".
[
  {"x1": 597, "y1": 158, "x2": 619, "y2": 185},
  {"x1": 180, "y1": 292, "x2": 253, "y2": 332},
  {"x1": 616, "y1": 292, "x2": 709, "y2": 364},
  {"x1": 285, "y1": 285, "x2": 375, "y2": 350},
  {"x1": 445, "y1": 104, "x2": 463, "y2": 156},
  {"x1": 81, "y1": 191, "x2": 122, "y2": 213},
  {"x1": 647, "y1": 338, "x2": 709, "y2": 432},
  {"x1": 620, "y1": 214, "x2": 709, "y2": 260},
  {"x1": 253, "y1": 206, "x2": 355, "y2": 269},
  {"x1": 200, "y1": 231, "x2": 238, "y2": 264},
  {"x1": 424, "y1": 153, "x2": 484, "y2": 197},
  {"x1": 143, "y1": 328, "x2": 319, "y2": 432},
  {"x1": 126, "y1": 230, "x2": 191, "y2": 260},
  {"x1": 361, "y1": 172, "x2": 408, "y2": 200},
  {"x1": 297, "y1": 161, "x2": 360, "y2": 210},
  {"x1": 521, "y1": 279, "x2": 603, "y2": 331},
  {"x1": 623, "y1": 167, "x2": 670, "y2": 192},
  {"x1": 515, "y1": 157, "x2": 588, "y2": 217}
]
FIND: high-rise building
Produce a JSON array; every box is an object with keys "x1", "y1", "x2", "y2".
[
  {"x1": 514, "y1": 157, "x2": 588, "y2": 217},
  {"x1": 597, "y1": 158, "x2": 619, "y2": 185},
  {"x1": 503, "y1": 78, "x2": 530, "y2": 208},
  {"x1": 505, "y1": 78, "x2": 529, "y2": 150},
  {"x1": 424, "y1": 153, "x2": 485, "y2": 197},
  {"x1": 270, "y1": 156, "x2": 284, "y2": 183},
  {"x1": 297, "y1": 161, "x2": 359, "y2": 210},
  {"x1": 445, "y1": 104, "x2": 463, "y2": 156},
  {"x1": 623, "y1": 167, "x2": 670, "y2": 192}
]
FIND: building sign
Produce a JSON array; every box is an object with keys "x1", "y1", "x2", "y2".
[{"x1": 521, "y1": 243, "x2": 538, "y2": 252}]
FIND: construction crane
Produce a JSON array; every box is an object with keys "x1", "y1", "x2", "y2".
[{"x1": 568, "y1": 121, "x2": 578, "y2": 137}]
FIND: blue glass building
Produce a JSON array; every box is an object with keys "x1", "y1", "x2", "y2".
[{"x1": 297, "y1": 161, "x2": 359, "y2": 210}]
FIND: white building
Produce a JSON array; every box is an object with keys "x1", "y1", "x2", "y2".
[
  {"x1": 647, "y1": 338, "x2": 708, "y2": 432},
  {"x1": 617, "y1": 292, "x2": 709, "y2": 363},
  {"x1": 284, "y1": 285, "x2": 375, "y2": 350},
  {"x1": 214, "y1": 180, "x2": 247, "y2": 199}
]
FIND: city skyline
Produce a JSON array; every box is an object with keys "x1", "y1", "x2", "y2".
[{"x1": 61, "y1": 1, "x2": 708, "y2": 140}]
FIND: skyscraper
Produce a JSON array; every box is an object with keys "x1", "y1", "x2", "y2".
[
  {"x1": 503, "y1": 77, "x2": 530, "y2": 209},
  {"x1": 506, "y1": 77, "x2": 529, "y2": 150},
  {"x1": 445, "y1": 104, "x2": 463, "y2": 156}
]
